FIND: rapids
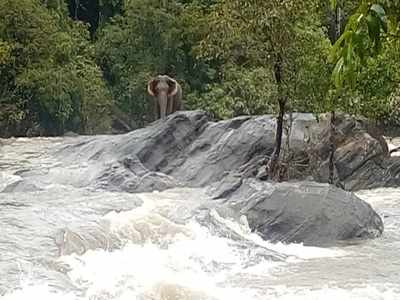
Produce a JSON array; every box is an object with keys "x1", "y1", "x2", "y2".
[{"x1": 0, "y1": 137, "x2": 399, "y2": 299}]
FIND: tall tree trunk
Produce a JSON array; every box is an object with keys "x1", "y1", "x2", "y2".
[
  {"x1": 266, "y1": 97, "x2": 286, "y2": 179},
  {"x1": 74, "y1": 0, "x2": 79, "y2": 20},
  {"x1": 266, "y1": 55, "x2": 286, "y2": 180},
  {"x1": 328, "y1": 2, "x2": 342, "y2": 185},
  {"x1": 328, "y1": 110, "x2": 336, "y2": 184}
]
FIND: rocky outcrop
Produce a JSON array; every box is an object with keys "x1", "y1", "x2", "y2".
[
  {"x1": 309, "y1": 114, "x2": 399, "y2": 190},
  {"x1": 56, "y1": 111, "x2": 400, "y2": 192},
  {"x1": 50, "y1": 111, "x2": 389, "y2": 246},
  {"x1": 207, "y1": 179, "x2": 384, "y2": 246}
]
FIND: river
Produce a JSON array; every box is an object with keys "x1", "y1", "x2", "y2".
[{"x1": 0, "y1": 137, "x2": 399, "y2": 299}]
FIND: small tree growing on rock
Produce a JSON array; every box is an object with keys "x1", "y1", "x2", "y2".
[{"x1": 198, "y1": 0, "x2": 324, "y2": 180}]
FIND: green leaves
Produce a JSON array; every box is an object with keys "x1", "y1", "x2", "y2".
[
  {"x1": 191, "y1": 65, "x2": 278, "y2": 119},
  {"x1": 94, "y1": 0, "x2": 218, "y2": 126},
  {"x1": 0, "y1": 40, "x2": 12, "y2": 65},
  {"x1": 370, "y1": 4, "x2": 386, "y2": 24},
  {"x1": 332, "y1": 56, "x2": 344, "y2": 88},
  {"x1": 1, "y1": 0, "x2": 399, "y2": 137},
  {"x1": 326, "y1": 0, "x2": 400, "y2": 125},
  {"x1": 330, "y1": 0, "x2": 337, "y2": 10},
  {"x1": 0, "y1": 0, "x2": 111, "y2": 135},
  {"x1": 330, "y1": 2, "x2": 391, "y2": 89}
]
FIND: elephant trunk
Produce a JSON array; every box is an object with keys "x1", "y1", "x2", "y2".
[{"x1": 159, "y1": 92, "x2": 168, "y2": 119}]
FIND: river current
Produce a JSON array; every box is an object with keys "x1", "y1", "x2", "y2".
[{"x1": 0, "y1": 137, "x2": 399, "y2": 300}]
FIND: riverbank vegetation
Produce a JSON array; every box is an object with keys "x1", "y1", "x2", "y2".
[{"x1": 0, "y1": 0, "x2": 399, "y2": 138}]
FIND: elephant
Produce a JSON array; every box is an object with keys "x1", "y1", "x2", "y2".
[{"x1": 147, "y1": 75, "x2": 183, "y2": 120}]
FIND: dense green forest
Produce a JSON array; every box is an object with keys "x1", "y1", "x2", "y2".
[{"x1": 0, "y1": 0, "x2": 399, "y2": 138}]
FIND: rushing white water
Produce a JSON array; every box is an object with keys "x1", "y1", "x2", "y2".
[{"x1": 1, "y1": 137, "x2": 399, "y2": 299}]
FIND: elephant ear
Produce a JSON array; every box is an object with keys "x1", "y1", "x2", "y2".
[
  {"x1": 147, "y1": 79, "x2": 158, "y2": 96},
  {"x1": 167, "y1": 77, "x2": 179, "y2": 96}
]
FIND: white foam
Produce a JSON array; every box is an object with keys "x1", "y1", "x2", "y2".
[
  {"x1": 209, "y1": 209, "x2": 346, "y2": 260},
  {"x1": 0, "y1": 172, "x2": 21, "y2": 192},
  {"x1": 59, "y1": 242, "x2": 257, "y2": 300},
  {"x1": 1, "y1": 283, "x2": 76, "y2": 300},
  {"x1": 53, "y1": 199, "x2": 279, "y2": 299},
  {"x1": 262, "y1": 285, "x2": 400, "y2": 300},
  {"x1": 357, "y1": 187, "x2": 400, "y2": 207},
  {"x1": 50, "y1": 203, "x2": 345, "y2": 299},
  {"x1": 1, "y1": 187, "x2": 397, "y2": 300}
]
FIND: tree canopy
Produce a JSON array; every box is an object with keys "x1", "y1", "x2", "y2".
[
  {"x1": 0, "y1": 0, "x2": 399, "y2": 137},
  {"x1": 0, "y1": 0, "x2": 111, "y2": 136}
]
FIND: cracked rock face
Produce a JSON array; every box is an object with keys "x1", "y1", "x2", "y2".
[{"x1": 310, "y1": 114, "x2": 400, "y2": 190}]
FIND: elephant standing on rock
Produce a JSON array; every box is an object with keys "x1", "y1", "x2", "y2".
[{"x1": 147, "y1": 75, "x2": 183, "y2": 120}]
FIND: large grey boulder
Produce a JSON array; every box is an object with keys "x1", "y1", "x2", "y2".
[
  {"x1": 56, "y1": 111, "x2": 315, "y2": 190},
  {"x1": 208, "y1": 179, "x2": 384, "y2": 246}
]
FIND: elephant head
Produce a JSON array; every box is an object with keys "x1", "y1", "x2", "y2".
[{"x1": 147, "y1": 75, "x2": 180, "y2": 119}]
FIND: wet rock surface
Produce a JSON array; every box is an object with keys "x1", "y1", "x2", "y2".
[
  {"x1": 208, "y1": 179, "x2": 384, "y2": 246},
  {"x1": 54, "y1": 111, "x2": 400, "y2": 192}
]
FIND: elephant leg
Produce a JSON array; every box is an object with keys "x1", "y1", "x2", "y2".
[
  {"x1": 176, "y1": 87, "x2": 183, "y2": 111},
  {"x1": 167, "y1": 97, "x2": 174, "y2": 115},
  {"x1": 176, "y1": 97, "x2": 182, "y2": 111},
  {"x1": 173, "y1": 97, "x2": 179, "y2": 113},
  {"x1": 154, "y1": 101, "x2": 160, "y2": 120}
]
